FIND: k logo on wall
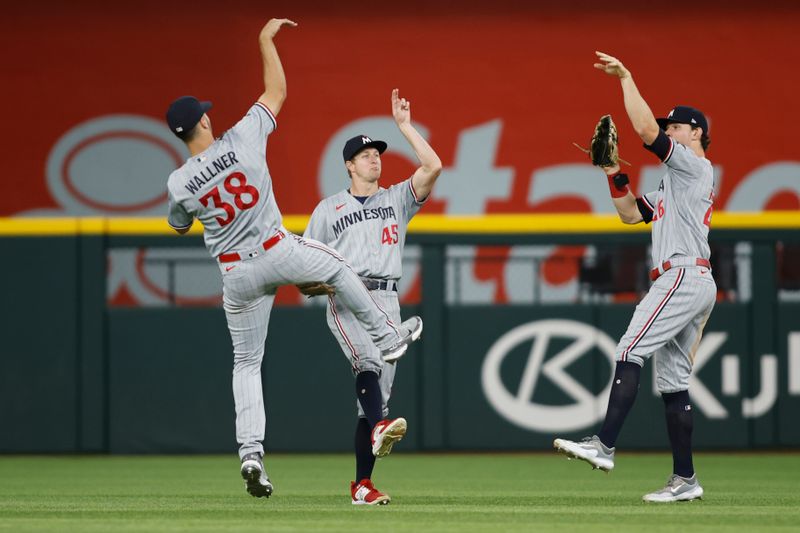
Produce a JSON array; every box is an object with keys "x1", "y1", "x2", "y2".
[
  {"x1": 481, "y1": 320, "x2": 800, "y2": 432},
  {"x1": 481, "y1": 319, "x2": 617, "y2": 432}
]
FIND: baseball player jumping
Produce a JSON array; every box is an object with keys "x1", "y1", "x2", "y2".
[
  {"x1": 164, "y1": 18, "x2": 422, "y2": 499},
  {"x1": 302, "y1": 89, "x2": 442, "y2": 505},
  {"x1": 554, "y1": 51, "x2": 716, "y2": 503}
]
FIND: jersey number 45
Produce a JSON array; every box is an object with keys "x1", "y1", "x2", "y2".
[{"x1": 382, "y1": 224, "x2": 399, "y2": 245}]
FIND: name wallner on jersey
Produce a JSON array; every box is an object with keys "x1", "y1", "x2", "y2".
[
  {"x1": 332, "y1": 206, "x2": 397, "y2": 238},
  {"x1": 184, "y1": 151, "x2": 240, "y2": 194}
]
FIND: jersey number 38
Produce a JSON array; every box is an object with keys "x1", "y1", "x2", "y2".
[{"x1": 199, "y1": 172, "x2": 260, "y2": 227}]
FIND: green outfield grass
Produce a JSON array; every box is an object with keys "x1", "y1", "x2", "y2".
[{"x1": 0, "y1": 453, "x2": 798, "y2": 532}]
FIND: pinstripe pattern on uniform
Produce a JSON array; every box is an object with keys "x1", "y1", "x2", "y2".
[
  {"x1": 615, "y1": 266, "x2": 716, "y2": 392},
  {"x1": 293, "y1": 234, "x2": 345, "y2": 261},
  {"x1": 219, "y1": 230, "x2": 409, "y2": 459},
  {"x1": 655, "y1": 303, "x2": 713, "y2": 394},
  {"x1": 326, "y1": 289, "x2": 401, "y2": 418},
  {"x1": 329, "y1": 294, "x2": 359, "y2": 371},
  {"x1": 167, "y1": 99, "x2": 416, "y2": 461},
  {"x1": 167, "y1": 103, "x2": 281, "y2": 259},
  {"x1": 292, "y1": 234, "x2": 397, "y2": 332},
  {"x1": 641, "y1": 135, "x2": 713, "y2": 269},
  {"x1": 304, "y1": 177, "x2": 424, "y2": 280},
  {"x1": 621, "y1": 268, "x2": 685, "y2": 361},
  {"x1": 254, "y1": 101, "x2": 277, "y2": 130},
  {"x1": 609, "y1": 129, "x2": 718, "y2": 398},
  {"x1": 305, "y1": 177, "x2": 426, "y2": 418},
  {"x1": 225, "y1": 289, "x2": 273, "y2": 457}
]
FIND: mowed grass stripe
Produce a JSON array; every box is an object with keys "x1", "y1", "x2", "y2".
[{"x1": 0, "y1": 453, "x2": 798, "y2": 532}]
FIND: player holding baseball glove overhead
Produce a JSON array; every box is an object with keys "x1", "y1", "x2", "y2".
[
  {"x1": 555, "y1": 51, "x2": 716, "y2": 503},
  {"x1": 302, "y1": 89, "x2": 441, "y2": 505}
]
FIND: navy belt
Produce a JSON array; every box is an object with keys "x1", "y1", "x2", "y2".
[{"x1": 361, "y1": 278, "x2": 398, "y2": 292}]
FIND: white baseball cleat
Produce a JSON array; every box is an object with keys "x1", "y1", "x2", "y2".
[
  {"x1": 382, "y1": 316, "x2": 423, "y2": 364},
  {"x1": 371, "y1": 417, "x2": 407, "y2": 457},
  {"x1": 642, "y1": 474, "x2": 704, "y2": 502},
  {"x1": 553, "y1": 435, "x2": 615, "y2": 472}
]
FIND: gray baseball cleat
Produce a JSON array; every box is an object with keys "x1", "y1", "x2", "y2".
[
  {"x1": 553, "y1": 435, "x2": 615, "y2": 472},
  {"x1": 381, "y1": 316, "x2": 423, "y2": 363},
  {"x1": 642, "y1": 474, "x2": 704, "y2": 502},
  {"x1": 240, "y1": 452, "x2": 273, "y2": 498}
]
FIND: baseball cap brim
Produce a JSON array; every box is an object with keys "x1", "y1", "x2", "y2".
[
  {"x1": 345, "y1": 140, "x2": 387, "y2": 161},
  {"x1": 656, "y1": 117, "x2": 709, "y2": 134},
  {"x1": 656, "y1": 117, "x2": 681, "y2": 130}
]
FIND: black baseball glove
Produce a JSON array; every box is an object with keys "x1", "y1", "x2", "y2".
[
  {"x1": 574, "y1": 114, "x2": 628, "y2": 167},
  {"x1": 590, "y1": 115, "x2": 620, "y2": 167}
]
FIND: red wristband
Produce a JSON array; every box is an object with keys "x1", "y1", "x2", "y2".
[{"x1": 607, "y1": 172, "x2": 630, "y2": 199}]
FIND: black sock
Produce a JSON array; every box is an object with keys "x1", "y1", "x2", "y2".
[
  {"x1": 662, "y1": 390, "x2": 694, "y2": 478},
  {"x1": 597, "y1": 361, "x2": 641, "y2": 448},
  {"x1": 355, "y1": 371, "x2": 383, "y2": 428},
  {"x1": 355, "y1": 417, "x2": 376, "y2": 482}
]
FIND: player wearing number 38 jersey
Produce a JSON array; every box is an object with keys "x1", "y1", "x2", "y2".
[{"x1": 164, "y1": 18, "x2": 422, "y2": 500}]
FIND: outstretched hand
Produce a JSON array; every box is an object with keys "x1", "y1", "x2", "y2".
[
  {"x1": 260, "y1": 18, "x2": 298, "y2": 41},
  {"x1": 391, "y1": 88, "x2": 411, "y2": 126},
  {"x1": 594, "y1": 51, "x2": 631, "y2": 79}
]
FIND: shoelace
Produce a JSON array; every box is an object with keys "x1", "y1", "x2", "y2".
[{"x1": 666, "y1": 474, "x2": 688, "y2": 489}]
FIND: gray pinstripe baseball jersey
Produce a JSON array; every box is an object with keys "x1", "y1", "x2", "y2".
[
  {"x1": 165, "y1": 103, "x2": 407, "y2": 460},
  {"x1": 618, "y1": 129, "x2": 717, "y2": 392},
  {"x1": 304, "y1": 178, "x2": 425, "y2": 279},
  {"x1": 637, "y1": 135, "x2": 714, "y2": 267},
  {"x1": 305, "y1": 177, "x2": 426, "y2": 417},
  {"x1": 167, "y1": 102, "x2": 281, "y2": 259}
]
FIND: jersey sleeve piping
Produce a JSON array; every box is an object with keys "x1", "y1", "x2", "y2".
[
  {"x1": 639, "y1": 194, "x2": 655, "y2": 212},
  {"x1": 663, "y1": 137, "x2": 675, "y2": 163},
  {"x1": 635, "y1": 197, "x2": 653, "y2": 224},
  {"x1": 168, "y1": 219, "x2": 193, "y2": 230},
  {"x1": 409, "y1": 178, "x2": 428, "y2": 204},
  {"x1": 254, "y1": 101, "x2": 277, "y2": 131}
]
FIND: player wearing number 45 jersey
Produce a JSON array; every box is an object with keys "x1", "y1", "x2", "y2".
[
  {"x1": 554, "y1": 52, "x2": 716, "y2": 503},
  {"x1": 164, "y1": 18, "x2": 422, "y2": 499},
  {"x1": 304, "y1": 89, "x2": 442, "y2": 505}
]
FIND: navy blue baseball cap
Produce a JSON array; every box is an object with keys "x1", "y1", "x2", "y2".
[
  {"x1": 656, "y1": 105, "x2": 709, "y2": 135},
  {"x1": 342, "y1": 134, "x2": 387, "y2": 161},
  {"x1": 166, "y1": 96, "x2": 212, "y2": 135}
]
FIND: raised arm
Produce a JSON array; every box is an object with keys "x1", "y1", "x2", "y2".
[
  {"x1": 594, "y1": 51, "x2": 660, "y2": 146},
  {"x1": 257, "y1": 18, "x2": 297, "y2": 117},
  {"x1": 392, "y1": 89, "x2": 442, "y2": 201}
]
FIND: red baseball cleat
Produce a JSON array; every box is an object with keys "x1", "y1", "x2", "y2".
[
  {"x1": 371, "y1": 417, "x2": 407, "y2": 457},
  {"x1": 351, "y1": 478, "x2": 390, "y2": 505}
]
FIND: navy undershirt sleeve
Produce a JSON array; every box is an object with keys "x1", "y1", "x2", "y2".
[
  {"x1": 636, "y1": 197, "x2": 653, "y2": 224},
  {"x1": 643, "y1": 129, "x2": 673, "y2": 162}
]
